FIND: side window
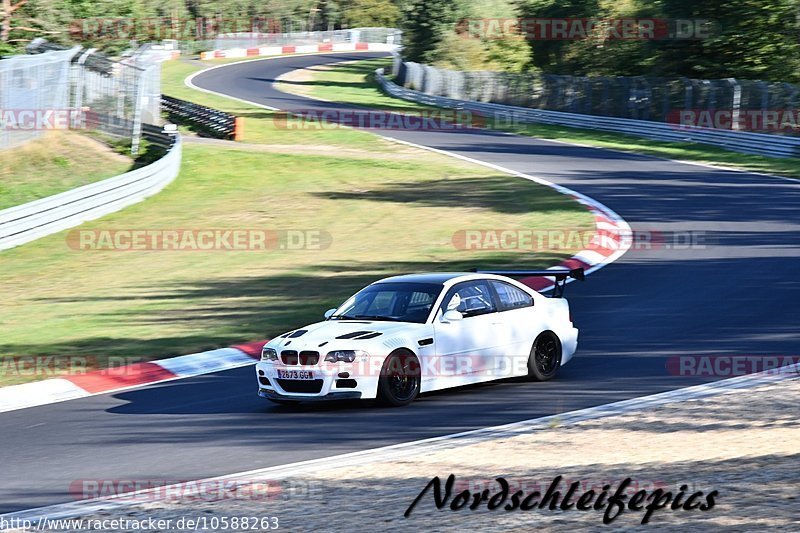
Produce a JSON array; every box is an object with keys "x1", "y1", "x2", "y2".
[
  {"x1": 441, "y1": 280, "x2": 497, "y2": 318},
  {"x1": 491, "y1": 281, "x2": 533, "y2": 311}
]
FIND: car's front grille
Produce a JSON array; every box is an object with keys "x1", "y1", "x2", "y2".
[
  {"x1": 281, "y1": 350, "x2": 298, "y2": 365},
  {"x1": 276, "y1": 379, "x2": 323, "y2": 393},
  {"x1": 280, "y1": 350, "x2": 319, "y2": 365},
  {"x1": 299, "y1": 351, "x2": 319, "y2": 365}
]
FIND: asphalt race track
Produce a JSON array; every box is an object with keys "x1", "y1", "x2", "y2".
[{"x1": 1, "y1": 52, "x2": 798, "y2": 514}]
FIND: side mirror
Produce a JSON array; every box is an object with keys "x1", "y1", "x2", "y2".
[
  {"x1": 440, "y1": 309, "x2": 463, "y2": 323},
  {"x1": 324, "y1": 308, "x2": 336, "y2": 319}
]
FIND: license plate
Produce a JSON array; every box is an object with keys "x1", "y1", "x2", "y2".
[{"x1": 277, "y1": 369, "x2": 314, "y2": 380}]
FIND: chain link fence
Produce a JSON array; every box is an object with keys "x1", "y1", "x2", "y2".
[
  {"x1": 393, "y1": 57, "x2": 800, "y2": 134},
  {"x1": 1, "y1": 42, "x2": 169, "y2": 152},
  {"x1": 0, "y1": 47, "x2": 81, "y2": 148}
]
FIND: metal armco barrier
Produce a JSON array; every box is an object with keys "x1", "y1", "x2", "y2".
[
  {"x1": 161, "y1": 95, "x2": 239, "y2": 140},
  {"x1": 0, "y1": 129, "x2": 182, "y2": 251},
  {"x1": 377, "y1": 68, "x2": 800, "y2": 158}
]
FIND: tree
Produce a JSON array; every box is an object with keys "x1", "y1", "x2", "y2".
[
  {"x1": 400, "y1": 0, "x2": 531, "y2": 71},
  {"x1": 400, "y1": 0, "x2": 454, "y2": 63},
  {"x1": 1, "y1": 0, "x2": 28, "y2": 41},
  {"x1": 516, "y1": 0, "x2": 600, "y2": 73},
  {"x1": 517, "y1": 0, "x2": 800, "y2": 82},
  {"x1": 655, "y1": 0, "x2": 800, "y2": 82},
  {"x1": 342, "y1": 0, "x2": 400, "y2": 28}
]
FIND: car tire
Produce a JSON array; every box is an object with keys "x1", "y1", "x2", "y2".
[
  {"x1": 377, "y1": 350, "x2": 421, "y2": 406},
  {"x1": 528, "y1": 332, "x2": 562, "y2": 381}
]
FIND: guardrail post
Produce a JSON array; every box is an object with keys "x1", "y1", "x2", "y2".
[
  {"x1": 71, "y1": 48, "x2": 95, "y2": 129},
  {"x1": 728, "y1": 78, "x2": 741, "y2": 130},
  {"x1": 234, "y1": 117, "x2": 244, "y2": 141},
  {"x1": 641, "y1": 78, "x2": 652, "y2": 120},
  {"x1": 131, "y1": 70, "x2": 147, "y2": 155},
  {"x1": 758, "y1": 81, "x2": 769, "y2": 113},
  {"x1": 681, "y1": 77, "x2": 693, "y2": 112}
]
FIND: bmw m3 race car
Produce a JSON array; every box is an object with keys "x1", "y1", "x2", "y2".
[{"x1": 255, "y1": 269, "x2": 583, "y2": 406}]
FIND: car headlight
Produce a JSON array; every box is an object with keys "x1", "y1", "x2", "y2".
[
  {"x1": 261, "y1": 347, "x2": 278, "y2": 362},
  {"x1": 325, "y1": 350, "x2": 368, "y2": 363}
]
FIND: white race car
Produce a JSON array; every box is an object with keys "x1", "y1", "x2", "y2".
[{"x1": 255, "y1": 269, "x2": 583, "y2": 406}]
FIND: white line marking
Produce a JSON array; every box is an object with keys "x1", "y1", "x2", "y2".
[
  {"x1": 4, "y1": 364, "x2": 797, "y2": 522},
  {"x1": 184, "y1": 56, "x2": 633, "y2": 285}
]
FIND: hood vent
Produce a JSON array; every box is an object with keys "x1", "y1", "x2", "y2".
[
  {"x1": 335, "y1": 331, "x2": 384, "y2": 340},
  {"x1": 336, "y1": 331, "x2": 371, "y2": 339},
  {"x1": 279, "y1": 329, "x2": 308, "y2": 339}
]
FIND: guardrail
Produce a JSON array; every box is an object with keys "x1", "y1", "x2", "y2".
[
  {"x1": 0, "y1": 128, "x2": 182, "y2": 251},
  {"x1": 161, "y1": 95, "x2": 240, "y2": 140},
  {"x1": 376, "y1": 68, "x2": 800, "y2": 158}
]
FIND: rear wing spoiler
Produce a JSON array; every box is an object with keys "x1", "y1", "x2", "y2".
[{"x1": 473, "y1": 267, "x2": 585, "y2": 298}]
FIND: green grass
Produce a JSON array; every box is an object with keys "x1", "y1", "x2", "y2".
[
  {"x1": 0, "y1": 57, "x2": 593, "y2": 385},
  {"x1": 280, "y1": 57, "x2": 800, "y2": 180},
  {"x1": 0, "y1": 131, "x2": 132, "y2": 210},
  {"x1": 163, "y1": 59, "x2": 400, "y2": 150}
]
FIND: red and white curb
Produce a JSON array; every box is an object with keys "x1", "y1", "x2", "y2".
[
  {"x1": 520, "y1": 197, "x2": 629, "y2": 293},
  {"x1": 199, "y1": 42, "x2": 396, "y2": 60},
  {"x1": 0, "y1": 341, "x2": 267, "y2": 414},
  {"x1": 0, "y1": 52, "x2": 631, "y2": 415}
]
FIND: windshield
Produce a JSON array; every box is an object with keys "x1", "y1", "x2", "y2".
[{"x1": 330, "y1": 282, "x2": 444, "y2": 324}]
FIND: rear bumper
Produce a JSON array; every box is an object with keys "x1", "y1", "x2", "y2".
[
  {"x1": 560, "y1": 326, "x2": 579, "y2": 365},
  {"x1": 258, "y1": 388, "x2": 362, "y2": 402}
]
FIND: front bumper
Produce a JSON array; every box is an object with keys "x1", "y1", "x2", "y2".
[
  {"x1": 255, "y1": 360, "x2": 380, "y2": 401},
  {"x1": 258, "y1": 388, "x2": 362, "y2": 402}
]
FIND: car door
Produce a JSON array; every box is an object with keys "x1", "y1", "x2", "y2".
[
  {"x1": 430, "y1": 279, "x2": 503, "y2": 386},
  {"x1": 489, "y1": 280, "x2": 542, "y2": 377}
]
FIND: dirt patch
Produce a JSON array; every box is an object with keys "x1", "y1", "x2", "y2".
[{"x1": 274, "y1": 67, "x2": 318, "y2": 98}]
